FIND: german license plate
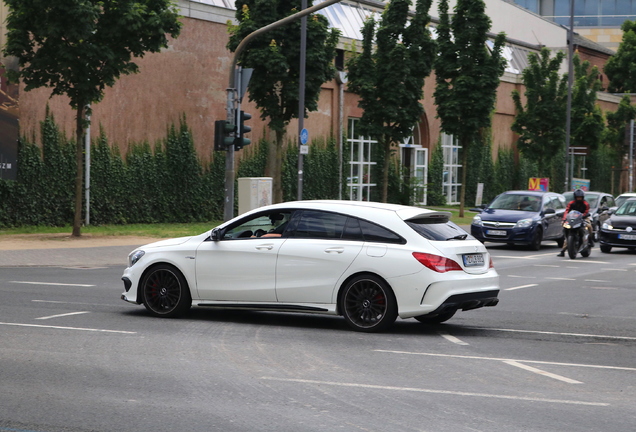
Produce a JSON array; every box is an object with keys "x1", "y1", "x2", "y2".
[
  {"x1": 463, "y1": 254, "x2": 484, "y2": 267},
  {"x1": 619, "y1": 234, "x2": 636, "y2": 240},
  {"x1": 486, "y1": 229, "x2": 506, "y2": 236}
]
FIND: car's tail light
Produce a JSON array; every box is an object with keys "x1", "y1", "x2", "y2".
[
  {"x1": 412, "y1": 252, "x2": 463, "y2": 273},
  {"x1": 489, "y1": 256, "x2": 495, "y2": 268}
]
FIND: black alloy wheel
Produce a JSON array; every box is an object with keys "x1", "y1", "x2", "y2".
[
  {"x1": 341, "y1": 275, "x2": 397, "y2": 332},
  {"x1": 530, "y1": 227, "x2": 542, "y2": 251},
  {"x1": 141, "y1": 264, "x2": 192, "y2": 318}
]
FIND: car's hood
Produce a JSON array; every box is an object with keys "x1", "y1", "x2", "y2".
[
  {"x1": 478, "y1": 209, "x2": 537, "y2": 223},
  {"x1": 141, "y1": 236, "x2": 195, "y2": 249},
  {"x1": 608, "y1": 215, "x2": 636, "y2": 229}
]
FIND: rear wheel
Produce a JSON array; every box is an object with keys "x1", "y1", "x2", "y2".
[
  {"x1": 140, "y1": 264, "x2": 191, "y2": 318},
  {"x1": 567, "y1": 232, "x2": 578, "y2": 259},
  {"x1": 340, "y1": 274, "x2": 397, "y2": 333},
  {"x1": 414, "y1": 310, "x2": 456, "y2": 324},
  {"x1": 600, "y1": 244, "x2": 612, "y2": 253}
]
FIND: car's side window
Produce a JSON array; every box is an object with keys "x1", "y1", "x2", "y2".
[
  {"x1": 342, "y1": 217, "x2": 364, "y2": 241},
  {"x1": 553, "y1": 196, "x2": 565, "y2": 209},
  {"x1": 358, "y1": 219, "x2": 405, "y2": 244},
  {"x1": 290, "y1": 210, "x2": 348, "y2": 239},
  {"x1": 222, "y1": 211, "x2": 292, "y2": 240}
]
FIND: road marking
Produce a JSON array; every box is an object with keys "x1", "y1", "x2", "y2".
[
  {"x1": 590, "y1": 287, "x2": 619, "y2": 290},
  {"x1": 505, "y1": 284, "x2": 538, "y2": 291},
  {"x1": 546, "y1": 277, "x2": 576, "y2": 281},
  {"x1": 565, "y1": 266, "x2": 579, "y2": 269},
  {"x1": 439, "y1": 332, "x2": 469, "y2": 345},
  {"x1": 374, "y1": 350, "x2": 636, "y2": 371},
  {"x1": 0, "y1": 321, "x2": 135, "y2": 334},
  {"x1": 603, "y1": 268, "x2": 628, "y2": 272},
  {"x1": 32, "y1": 299, "x2": 111, "y2": 307},
  {"x1": 260, "y1": 377, "x2": 608, "y2": 406},
  {"x1": 502, "y1": 360, "x2": 583, "y2": 384},
  {"x1": 534, "y1": 264, "x2": 559, "y2": 267},
  {"x1": 10, "y1": 281, "x2": 95, "y2": 287},
  {"x1": 584, "y1": 279, "x2": 609, "y2": 282},
  {"x1": 468, "y1": 327, "x2": 636, "y2": 342},
  {"x1": 579, "y1": 260, "x2": 610, "y2": 264},
  {"x1": 35, "y1": 311, "x2": 90, "y2": 320}
]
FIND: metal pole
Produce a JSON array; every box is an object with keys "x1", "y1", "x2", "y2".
[
  {"x1": 630, "y1": 119, "x2": 634, "y2": 191},
  {"x1": 223, "y1": 0, "x2": 342, "y2": 219},
  {"x1": 297, "y1": 0, "x2": 307, "y2": 201},
  {"x1": 85, "y1": 105, "x2": 91, "y2": 226},
  {"x1": 564, "y1": 0, "x2": 574, "y2": 191}
]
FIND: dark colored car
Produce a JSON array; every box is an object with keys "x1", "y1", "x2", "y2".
[
  {"x1": 471, "y1": 191, "x2": 566, "y2": 250},
  {"x1": 599, "y1": 198, "x2": 636, "y2": 253},
  {"x1": 563, "y1": 191, "x2": 615, "y2": 240}
]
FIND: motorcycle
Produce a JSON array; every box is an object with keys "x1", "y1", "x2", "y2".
[{"x1": 562, "y1": 210, "x2": 592, "y2": 259}]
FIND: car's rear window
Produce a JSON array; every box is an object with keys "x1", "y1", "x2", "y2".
[{"x1": 406, "y1": 219, "x2": 474, "y2": 241}]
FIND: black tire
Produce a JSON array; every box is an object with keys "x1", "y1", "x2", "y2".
[
  {"x1": 600, "y1": 244, "x2": 612, "y2": 253},
  {"x1": 140, "y1": 264, "x2": 192, "y2": 318},
  {"x1": 414, "y1": 310, "x2": 456, "y2": 324},
  {"x1": 529, "y1": 228, "x2": 542, "y2": 251},
  {"x1": 340, "y1": 274, "x2": 397, "y2": 333},
  {"x1": 567, "y1": 232, "x2": 578, "y2": 259}
]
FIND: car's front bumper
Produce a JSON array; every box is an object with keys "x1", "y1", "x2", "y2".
[
  {"x1": 471, "y1": 224, "x2": 536, "y2": 244},
  {"x1": 599, "y1": 230, "x2": 636, "y2": 248}
]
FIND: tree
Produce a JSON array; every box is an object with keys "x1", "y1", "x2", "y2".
[
  {"x1": 434, "y1": 0, "x2": 506, "y2": 217},
  {"x1": 227, "y1": 1, "x2": 339, "y2": 203},
  {"x1": 604, "y1": 19, "x2": 636, "y2": 93},
  {"x1": 511, "y1": 48, "x2": 567, "y2": 175},
  {"x1": 571, "y1": 55, "x2": 605, "y2": 153},
  {"x1": 604, "y1": 95, "x2": 636, "y2": 156},
  {"x1": 346, "y1": 0, "x2": 436, "y2": 202},
  {"x1": 3, "y1": 0, "x2": 182, "y2": 236}
]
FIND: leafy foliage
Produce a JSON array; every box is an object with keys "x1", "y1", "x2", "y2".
[
  {"x1": 426, "y1": 142, "x2": 445, "y2": 206},
  {"x1": 571, "y1": 55, "x2": 605, "y2": 152},
  {"x1": 346, "y1": 0, "x2": 436, "y2": 202},
  {"x1": 604, "y1": 19, "x2": 636, "y2": 93},
  {"x1": 434, "y1": 0, "x2": 506, "y2": 215},
  {"x1": 511, "y1": 48, "x2": 567, "y2": 175},
  {"x1": 227, "y1": 0, "x2": 340, "y2": 202}
]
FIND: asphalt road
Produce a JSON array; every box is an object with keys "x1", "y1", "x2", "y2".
[{"x1": 1, "y1": 242, "x2": 635, "y2": 432}]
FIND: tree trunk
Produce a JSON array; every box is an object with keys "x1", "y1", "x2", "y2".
[
  {"x1": 382, "y1": 138, "x2": 391, "y2": 203},
  {"x1": 459, "y1": 135, "x2": 469, "y2": 218},
  {"x1": 72, "y1": 104, "x2": 86, "y2": 237},
  {"x1": 266, "y1": 129, "x2": 285, "y2": 203}
]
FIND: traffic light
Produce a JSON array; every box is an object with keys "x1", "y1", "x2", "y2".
[
  {"x1": 234, "y1": 111, "x2": 252, "y2": 151},
  {"x1": 214, "y1": 120, "x2": 236, "y2": 152}
]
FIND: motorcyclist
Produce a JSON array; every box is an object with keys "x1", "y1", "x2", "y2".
[{"x1": 557, "y1": 189, "x2": 593, "y2": 257}]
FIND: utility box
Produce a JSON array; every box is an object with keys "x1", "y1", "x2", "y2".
[{"x1": 238, "y1": 177, "x2": 273, "y2": 215}]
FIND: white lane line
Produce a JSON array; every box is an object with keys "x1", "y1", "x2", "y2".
[
  {"x1": 590, "y1": 287, "x2": 619, "y2": 290},
  {"x1": 534, "y1": 264, "x2": 559, "y2": 268},
  {"x1": 603, "y1": 268, "x2": 628, "y2": 272},
  {"x1": 10, "y1": 281, "x2": 95, "y2": 287},
  {"x1": 584, "y1": 279, "x2": 609, "y2": 282},
  {"x1": 0, "y1": 322, "x2": 135, "y2": 334},
  {"x1": 439, "y1": 333, "x2": 469, "y2": 346},
  {"x1": 374, "y1": 350, "x2": 636, "y2": 371},
  {"x1": 580, "y1": 260, "x2": 610, "y2": 264},
  {"x1": 468, "y1": 327, "x2": 636, "y2": 342},
  {"x1": 507, "y1": 275, "x2": 537, "y2": 278},
  {"x1": 546, "y1": 277, "x2": 576, "y2": 281},
  {"x1": 35, "y1": 311, "x2": 90, "y2": 320},
  {"x1": 505, "y1": 284, "x2": 538, "y2": 291},
  {"x1": 502, "y1": 360, "x2": 583, "y2": 384},
  {"x1": 260, "y1": 377, "x2": 607, "y2": 406}
]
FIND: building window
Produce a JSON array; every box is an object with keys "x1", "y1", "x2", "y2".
[
  {"x1": 518, "y1": 0, "x2": 636, "y2": 27},
  {"x1": 441, "y1": 133, "x2": 461, "y2": 205},
  {"x1": 347, "y1": 118, "x2": 376, "y2": 201}
]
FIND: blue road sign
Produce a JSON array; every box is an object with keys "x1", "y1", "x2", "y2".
[{"x1": 300, "y1": 128, "x2": 309, "y2": 145}]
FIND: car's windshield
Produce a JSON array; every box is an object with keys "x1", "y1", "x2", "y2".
[
  {"x1": 615, "y1": 195, "x2": 636, "y2": 208},
  {"x1": 616, "y1": 200, "x2": 636, "y2": 216},
  {"x1": 488, "y1": 194, "x2": 541, "y2": 212}
]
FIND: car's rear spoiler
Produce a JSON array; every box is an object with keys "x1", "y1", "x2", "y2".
[{"x1": 398, "y1": 210, "x2": 452, "y2": 224}]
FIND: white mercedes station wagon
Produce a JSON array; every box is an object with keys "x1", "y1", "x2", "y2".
[{"x1": 121, "y1": 200, "x2": 499, "y2": 332}]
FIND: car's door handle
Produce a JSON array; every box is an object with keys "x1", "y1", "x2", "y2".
[
  {"x1": 325, "y1": 247, "x2": 345, "y2": 254},
  {"x1": 255, "y1": 244, "x2": 274, "y2": 250}
]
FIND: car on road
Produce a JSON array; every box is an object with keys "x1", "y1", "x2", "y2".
[
  {"x1": 563, "y1": 191, "x2": 615, "y2": 240},
  {"x1": 121, "y1": 200, "x2": 500, "y2": 332},
  {"x1": 614, "y1": 192, "x2": 636, "y2": 210},
  {"x1": 599, "y1": 197, "x2": 636, "y2": 253},
  {"x1": 471, "y1": 190, "x2": 566, "y2": 250}
]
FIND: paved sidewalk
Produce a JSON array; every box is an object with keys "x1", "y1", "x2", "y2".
[{"x1": 0, "y1": 234, "x2": 160, "y2": 267}]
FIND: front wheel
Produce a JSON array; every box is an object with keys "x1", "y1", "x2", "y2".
[
  {"x1": 529, "y1": 228, "x2": 543, "y2": 251},
  {"x1": 340, "y1": 274, "x2": 397, "y2": 333},
  {"x1": 600, "y1": 244, "x2": 612, "y2": 253},
  {"x1": 414, "y1": 310, "x2": 456, "y2": 325},
  {"x1": 567, "y1": 232, "x2": 578, "y2": 259},
  {"x1": 140, "y1": 264, "x2": 192, "y2": 318}
]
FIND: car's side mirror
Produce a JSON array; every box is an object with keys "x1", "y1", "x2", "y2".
[
  {"x1": 600, "y1": 206, "x2": 609, "y2": 212},
  {"x1": 544, "y1": 208, "x2": 556, "y2": 215},
  {"x1": 608, "y1": 207, "x2": 617, "y2": 215},
  {"x1": 209, "y1": 228, "x2": 220, "y2": 241},
  {"x1": 469, "y1": 204, "x2": 487, "y2": 212}
]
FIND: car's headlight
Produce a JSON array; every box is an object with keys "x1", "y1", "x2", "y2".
[
  {"x1": 128, "y1": 250, "x2": 145, "y2": 267},
  {"x1": 515, "y1": 218, "x2": 533, "y2": 228},
  {"x1": 472, "y1": 215, "x2": 482, "y2": 226},
  {"x1": 602, "y1": 222, "x2": 613, "y2": 230}
]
